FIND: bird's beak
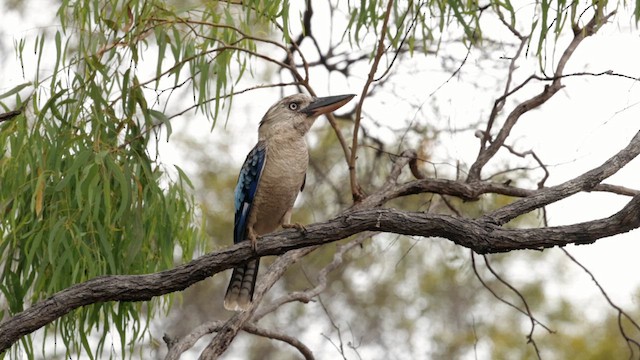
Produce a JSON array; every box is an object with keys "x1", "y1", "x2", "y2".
[{"x1": 302, "y1": 94, "x2": 356, "y2": 116}]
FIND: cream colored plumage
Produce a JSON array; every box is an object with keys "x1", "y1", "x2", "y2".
[{"x1": 224, "y1": 93, "x2": 355, "y2": 311}]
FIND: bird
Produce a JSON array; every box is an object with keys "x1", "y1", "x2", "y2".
[{"x1": 223, "y1": 93, "x2": 355, "y2": 311}]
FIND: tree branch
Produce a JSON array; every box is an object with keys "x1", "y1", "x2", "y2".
[
  {"x1": 350, "y1": 0, "x2": 395, "y2": 202},
  {"x1": 0, "y1": 109, "x2": 22, "y2": 123},
  {"x1": 253, "y1": 232, "x2": 375, "y2": 321},
  {"x1": 198, "y1": 247, "x2": 316, "y2": 359},
  {"x1": 561, "y1": 249, "x2": 640, "y2": 356},
  {"x1": 467, "y1": 10, "x2": 616, "y2": 182},
  {"x1": 3, "y1": 127, "x2": 640, "y2": 353},
  {"x1": 484, "y1": 131, "x2": 640, "y2": 225},
  {"x1": 164, "y1": 320, "x2": 314, "y2": 360},
  {"x1": 240, "y1": 323, "x2": 315, "y2": 360},
  {"x1": 3, "y1": 186, "x2": 640, "y2": 353}
]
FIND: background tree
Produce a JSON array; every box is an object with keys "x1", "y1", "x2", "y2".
[{"x1": 1, "y1": 0, "x2": 639, "y2": 359}]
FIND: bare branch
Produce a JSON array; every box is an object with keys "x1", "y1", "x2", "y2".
[
  {"x1": 254, "y1": 232, "x2": 375, "y2": 320},
  {"x1": 561, "y1": 249, "x2": 640, "y2": 357},
  {"x1": 4, "y1": 123, "x2": 640, "y2": 353},
  {"x1": 350, "y1": 0, "x2": 395, "y2": 202},
  {"x1": 242, "y1": 323, "x2": 315, "y2": 360},
  {"x1": 467, "y1": 11, "x2": 616, "y2": 182},
  {"x1": 482, "y1": 255, "x2": 546, "y2": 359},
  {"x1": 427, "y1": 45, "x2": 472, "y2": 98},
  {"x1": 318, "y1": 296, "x2": 351, "y2": 360},
  {"x1": 471, "y1": 252, "x2": 553, "y2": 338},
  {"x1": 0, "y1": 110, "x2": 22, "y2": 123},
  {"x1": 357, "y1": 136, "x2": 640, "y2": 213},
  {"x1": 484, "y1": 131, "x2": 640, "y2": 225},
  {"x1": 3, "y1": 186, "x2": 640, "y2": 353},
  {"x1": 199, "y1": 247, "x2": 316, "y2": 358},
  {"x1": 591, "y1": 184, "x2": 640, "y2": 197},
  {"x1": 164, "y1": 321, "x2": 225, "y2": 359},
  {"x1": 164, "y1": 320, "x2": 314, "y2": 360},
  {"x1": 497, "y1": 142, "x2": 549, "y2": 188}
]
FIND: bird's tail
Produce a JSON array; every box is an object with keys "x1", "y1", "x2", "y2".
[{"x1": 223, "y1": 259, "x2": 259, "y2": 311}]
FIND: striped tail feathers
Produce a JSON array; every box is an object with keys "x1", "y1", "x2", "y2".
[{"x1": 223, "y1": 259, "x2": 260, "y2": 311}]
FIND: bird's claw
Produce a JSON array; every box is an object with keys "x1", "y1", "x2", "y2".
[
  {"x1": 282, "y1": 222, "x2": 307, "y2": 234},
  {"x1": 248, "y1": 228, "x2": 258, "y2": 253}
]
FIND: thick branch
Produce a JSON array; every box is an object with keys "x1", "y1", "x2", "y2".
[
  {"x1": 357, "y1": 142, "x2": 640, "y2": 212},
  {"x1": 3, "y1": 192, "x2": 640, "y2": 353},
  {"x1": 484, "y1": 131, "x2": 640, "y2": 224}
]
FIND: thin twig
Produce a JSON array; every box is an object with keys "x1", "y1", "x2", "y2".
[
  {"x1": 497, "y1": 142, "x2": 549, "y2": 189},
  {"x1": 277, "y1": 4, "x2": 355, "y2": 177},
  {"x1": 242, "y1": 323, "x2": 315, "y2": 360},
  {"x1": 0, "y1": 110, "x2": 22, "y2": 123},
  {"x1": 483, "y1": 255, "x2": 546, "y2": 359},
  {"x1": 350, "y1": 0, "x2": 395, "y2": 202},
  {"x1": 468, "y1": 11, "x2": 616, "y2": 182},
  {"x1": 373, "y1": 0, "x2": 424, "y2": 82},
  {"x1": 253, "y1": 232, "x2": 374, "y2": 320},
  {"x1": 484, "y1": 131, "x2": 640, "y2": 225},
  {"x1": 164, "y1": 321, "x2": 315, "y2": 360},
  {"x1": 561, "y1": 249, "x2": 640, "y2": 358},
  {"x1": 318, "y1": 296, "x2": 348, "y2": 360},
  {"x1": 198, "y1": 247, "x2": 317, "y2": 359},
  {"x1": 470, "y1": 252, "x2": 551, "y2": 360}
]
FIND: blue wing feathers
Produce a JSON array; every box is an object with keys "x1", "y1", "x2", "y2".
[{"x1": 233, "y1": 142, "x2": 266, "y2": 244}]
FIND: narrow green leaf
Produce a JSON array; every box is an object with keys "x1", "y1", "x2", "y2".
[
  {"x1": 38, "y1": 89, "x2": 68, "y2": 122},
  {"x1": 32, "y1": 168, "x2": 46, "y2": 217},
  {"x1": 96, "y1": 222, "x2": 116, "y2": 274},
  {"x1": 174, "y1": 165, "x2": 194, "y2": 189},
  {"x1": 34, "y1": 34, "x2": 46, "y2": 85},
  {"x1": 55, "y1": 149, "x2": 92, "y2": 191},
  {"x1": 122, "y1": 68, "x2": 131, "y2": 115},
  {"x1": 149, "y1": 109, "x2": 172, "y2": 141},
  {"x1": 47, "y1": 218, "x2": 65, "y2": 266},
  {"x1": 79, "y1": 163, "x2": 99, "y2": 222},
  {"x1": 52, "y1": 30, "x2": 62, "y2": 83},
  {"x1": 102, "y1": 164, "x2": 112, "y2": 221},
  {"x1": 79, "y1": 328, "x2": 95, "y2": 360},
  {"x1": 156, "y1": 29, "x2": 167, "y2": 89},
  {"x1": 0, "y1": 82, "x2": 32, "y2": 101},
  {"x1": 25, "y1": 231, "x2": 44, "y2": 274},
  {"x1": 105, "y1": 155, "x2": 129, "y2": 221},
  {"x1": 281, "y1": 0, "x2": 290, "y2": 42}
]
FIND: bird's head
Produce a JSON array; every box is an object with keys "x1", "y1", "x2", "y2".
[{"x1": 259, "y1": 93, "x2": 355, "y2": 139}]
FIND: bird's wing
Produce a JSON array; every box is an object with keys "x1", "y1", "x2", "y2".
[{"x1": 233, "y1": 141, "x2": 267, "y2": 244}]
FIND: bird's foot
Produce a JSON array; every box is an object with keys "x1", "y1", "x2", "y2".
[
  {"x1": 282, "y1": 222, "x2": 307, "y2": 234},
  {"x1": 248, "y1": 228, "x2": 259, "y2": 253}
]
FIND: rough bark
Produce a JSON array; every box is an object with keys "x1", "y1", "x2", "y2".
[{"x1": 1, "y1": 191, "x2": 639, "y2": 352}]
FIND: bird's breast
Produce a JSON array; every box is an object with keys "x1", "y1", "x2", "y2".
[{"x1": 250, "y1": 138, "x2": 309, "y2": 235}]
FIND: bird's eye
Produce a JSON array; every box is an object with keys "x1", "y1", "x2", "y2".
[{"x1": 288, "y1": 102, "x2": 299, "y2": 111}]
